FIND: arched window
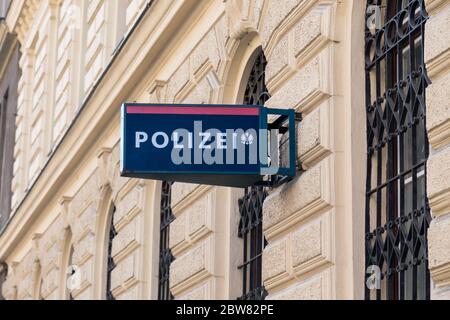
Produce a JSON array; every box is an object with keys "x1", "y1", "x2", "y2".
[
  {"x1": 32, "y1": 261, "x2": 43, "y2": 300},
  {"x1": 364, "y1": 0, "x2": 430, "y2": 300},
  {"x1": 61, "y1": 228, "x2": 75, "y2": 300},
  {"x1": 105, "y1": 204, "x2": 117, "y2": 300},
  {"x1": 67, "y1": 246, "x2": 75, "y2": 300},
  {"x1": 0, "y1": 263, "x2": 8, "y2": 300},
  {"x1": 237, "y1": 49, "x2": 269, "y2": 300},
  {"x1": 158, "y1": 181, "x2": 175, "y2": 300}
]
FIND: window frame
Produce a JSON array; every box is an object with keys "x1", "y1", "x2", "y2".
[
  {"x1": 364, "y1": 0, "x2": 431, "y2": 300},
  {"x1": 237, "y1": 49, "x2": 270, "y2": 301},
  {"x1": 158, "y1": 181, "x2": 175, "y2": 300}
]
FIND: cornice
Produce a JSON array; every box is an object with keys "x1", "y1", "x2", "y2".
[{"x1": 5, "y1": 0, "x2": 40, "y2": 44}]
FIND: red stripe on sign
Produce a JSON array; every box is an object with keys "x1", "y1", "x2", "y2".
[{"x1": 126, "y1": 106, "x2": 259, "y2": 116}]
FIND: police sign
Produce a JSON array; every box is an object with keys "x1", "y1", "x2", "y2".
[{"x1": 120, "y1": 103, "x2": 296, "y2": 187}]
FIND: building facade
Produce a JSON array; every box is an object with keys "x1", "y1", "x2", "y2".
[
  {"x1": 0, "y1": 0, "x2": 19, "y2": 300},
  {"x1": 0, "y1": 0, "x2": 449, "y2": 300},
  {"x1": 0, "y1": 0, "x2": 18, "y2": 231}
]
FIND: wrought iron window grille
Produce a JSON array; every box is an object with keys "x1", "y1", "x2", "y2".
[
  {"x1": 106, "y1": 204, "x2": 117, "y2": 300},
  {"x1": 364, "y1": 0, "x2": 431, "y2": 300},
  {"x1": 238, "y1": 50, "x2": 269, "y2": 300},
  {"x1": 158, "y1": 181, "x2": 175, "y2": 300}
]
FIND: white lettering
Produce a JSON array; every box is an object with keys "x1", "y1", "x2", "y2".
[
  {"x1": 135, "y1": 132, "x2": 148, "y2": 148},
  {"x1": 217, "y1": 132, "x2": 227, "y2": 149},
  {"x1": 152, "y1": 132, "x2": 169, "y2": 149},
  {"x1": 199, "y1": 132, "x2": 211, "y2": 149}
]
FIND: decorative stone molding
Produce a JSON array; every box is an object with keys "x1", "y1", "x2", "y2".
[
  {"x1": 429, "y1": 216, "x2": 450, "y2": 287},
  {"x1": 6, "y1": 0, "x2": 41, "y2": 44},
  {"x1": 425, "y1": 0, "x2": 450, "y2": 16},
  {"x1": 297, "y1": 99, "x2": 332, "y2": 169},
  {"x1": 31, "y1": 233, "x2": 42, "y2": 261},
  {"x1": 97, "y1": 147, "x2": 113, "y2": 190},
  {"x1": 265, "y1": 45, "x2": 332, "y2": 116},
  {"x1": 59, "y1": 196, "x2": 73, "y2": 230},
  {"x1": 266, "y1": 268, "x2": 332, "y2": 300},
  {"x1": 111, "y1": 215, "x2": 142, "y2": 262},
  {"x1": 70, "y1": 171, "x2": 99, "y2": 222},
  {"x1": 263, "y1": 211, "x2": 333, "y2": 291},
  {"x1": 264, "y1": 0, "x2": 335, "y2": 85},
  {"x1": 428, "y1": 185, "x2": 450, "y2": 219},
  {"x1": 170, "y1": 186, "x2": 215, "y2": 257},
  {"x1": 428, "y1": 120, "x2": 450, "y2": 151},
  {"x1": 424, "y1": 4, "x2": 450, "y2": 76},
  {"x1": 172, "y1": 185, "x2": 213, "y2": 213},
  {"x1": 291, "y1": 211, "x2": 333, "y2": 276},
  {"x1": 172, "y1": 183, "x2": 200, "y2": 207},
  {"x1": 224, "y1": 0, "x2": 263, "y2": 40},
  {"x1": 170, "y1": 237, "x2": 213, "y2": 296},
  {"x1": 427, "y1": 147, "x2": 450, "y2": 218},
  {"x1": 166, "y1": 60, "x2": 190, "y2": 103},
  {"x1": 430, "y1": 262, "x2": 450, "y2": 288},
  {"x1": 2, "y1": 262, "x2": 19, "y2": 300},
  {"x1": 426, "y1": 70, "x2": 450, "y2": 150},
  {"x1": 262, "y1": 239, "x2": 288, "y2": 288},
  {"x1": 425, "y1": 48, "x2": 450, "y2": 81},
  {"x1": 148, "y1": 79, "x2": 167, "y2": 103},
  {"x1": 114, "y1": 180, "x2": 145, "y2": 228},
  {"x1": 176, "y1": 279, "x2": 214, "y2": 300},
  {"x1": 110, "y1": 249, "x2": 141, "y2": 297},
  {"x1": 263, "y1": 157, "x2": 332, "y2": 240}
]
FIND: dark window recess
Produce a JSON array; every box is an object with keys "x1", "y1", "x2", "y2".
[
  {"x1": 364, "y1": 0, "x2": 431, "y2": 300},
  {"x1": 238, "y1": 50, "x2": 269, "y2": 301},
  {"x1": 0, "y1": 91, "x2": 8, "y2": 199},
  {"x1": 68, "y1": 246, "x2": 75, "y2": 300},
  {"x1": 158, "y1": 181, "x2": 175, "y2": 300},
  {"x1": 0, "y1": 93, "x2": 8, "y2": 186},
  {"x1": 106, "y1": 204, "x2": 117, "y2": 300},
  {"x1": 0, "y1": 263, "x2": 7, "y2": 300}
]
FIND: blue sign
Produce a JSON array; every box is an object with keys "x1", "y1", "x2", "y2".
[{"x1": 120, "y1": 103, "x2": 296, "y2": 187}]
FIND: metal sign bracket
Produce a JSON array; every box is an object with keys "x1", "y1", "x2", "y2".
[{"x1": 255, "y1": 111, "x2": 303, "y2": 189}]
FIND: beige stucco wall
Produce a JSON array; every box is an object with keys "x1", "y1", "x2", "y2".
[
  {"x1": 425, "y1": 0, "x2": 450, "y2": 300},
  {"x1": 0, "y1": 0, "x2": 448, "y2": 300}
]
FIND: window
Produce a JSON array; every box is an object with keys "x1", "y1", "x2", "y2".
[
  {"x1": 0, "y1": 263, "x2": 7, "y2": 300},
  {"x1": 33, "y1": 262, "x2": 43, "y2": 300},
  {"x1": 158, "y1": 181, "x2": 175, "y2": 300},
  {"x1": 364, "y1": 0, "x2": 431, "y2": 300},
  {"x1": 67, "y1": 245, "x2": 75, "y2": 300},
  {"x1": 61, "y1": 228, "x2": 75, "y2": 300},
  {"x1": 0, "y1": 91, "x2": 7, "y2": 193},
  {"x1": 237, "y1": 50, "x2": 269, "y2": 300},
  {"x1": 0, "y1": 0, "x2": 11, "y2": 18},
  {"x1": 106, "y1": 204, "x2": 117, "y2": 300}
]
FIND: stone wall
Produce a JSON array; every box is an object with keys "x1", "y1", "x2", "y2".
[
  {"x1": 425, "y1": 0, "x2": 450, "y2": 300},
  {"x1": 262, "y1": 0, "x2": 337, "y2": 293}
]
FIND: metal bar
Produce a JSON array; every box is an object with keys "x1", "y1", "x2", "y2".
[{"x1": 366, "y1": 160, "x2": 427, "y2": 195}]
